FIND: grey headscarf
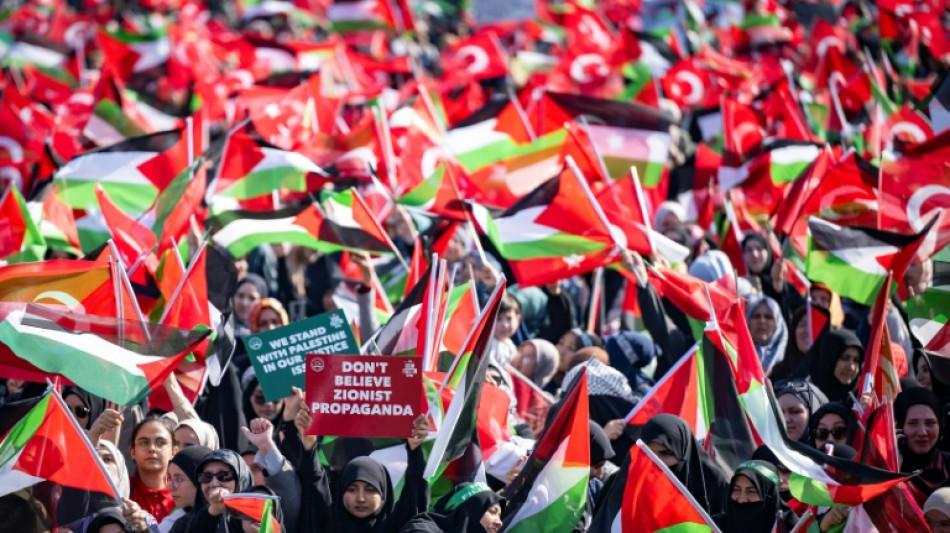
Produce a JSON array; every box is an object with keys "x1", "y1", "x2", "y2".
[
  {"x1": 746, "y1": 295, "x2": 788, "y2": 376},
  {"x1": 524, "y1": 339, "x2": 559, "y2": 387},
  {"x1": 688, "y1": 250, "x2": 733, "y2": 283}
]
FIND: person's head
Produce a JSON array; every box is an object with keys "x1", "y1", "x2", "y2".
[
  {"x1": 196, "y1": 449, "x2": 253, "y2": 502},
  {"x1": 569, "y1": 346, "x2": 609, "y2": 370},
  {"x1": 84, "y1": 508, "x2": 128, "y2": 533},
  {"x1": 340, "y1": 457, "x2": 389, "y2": 519},
  {"x1": 810, "y1": 285, "x2": 832, "y2": 310},
  {"x1": 494, "y1": 294, "x2": 521, "y2": 341},
  {"x1": 168, "y1": 445, "x2": 211, "y2": 511},
  {"x1": 790, "y1": 307, "x2": 811, "y2": 354},
  {"x1": 748, "y1": 299, "x2": 777, "y2": 345},
  {"x1": 98, "y1": 440, "x2": 130, "y2": 499},
  {"x1": 241, "y1": 448, "x2": 267, "y2": 487},
  {"x1": 810, "y1": 329, "x2": 864, "y2": 398},
  {"x1": 924, "y1": 487, "x2": 950, "y2": 533},
  {"x1": 439, "y1": 482, "x2": 505, "y2": 533},
  {"x1": 774, "y1": 379, "x2": 828, "y2": 443},
  {"x1": 444, "y1": 228, "x2": 470, "y2": 263},
  {"x1": 556, "y1": 329, "x2": 600, "y2": 372},
  {"x1": 895, "y1": 386, "x2": 943, "y2": 456},
  {"x1": 811, "y1": 403, "x2": 851, "y2": 449},
  {"x1": 729, "y1": 461, "x2": 779, "y2": 505},
  {"x1": 741, "y1": 233, "x2": 772, "y2": 275},
  {"x1": 243, "y1": 374, "x2": 283, "y2": 422},
  {"x1": 234, "y1": 275, "x2": 266, "y2": 323},
  {"x1": 129, "y1": 417, "x2": 177, "y2": 478},
  {"x1": 589, "y1": 421, "x2": 615, "y2": 480},
  {"x1": 63, "y1": 387, "x2": 104, "y2": 431},
  {"x1": 513, "y1": 339, "x2": 559, "y2": 387},
  {"x1": 653, "y1": 201, "x2": 686, "y2": 234},
  {"x1": 835, "y1": 346, "x2": 862, "y2": 386},
  {"x1": 751, "y1": 445, "x2": 790, "y2": 492},
  {"x1": 250, "y1": 298, "x2": 289, "y2": 333},
  {"x1": 918, "y1": 353, "x2": 934, "y2": 390},
  {"x1": 642, "y1": 414, "x2": 693, "y2": 470},
  {"x1": 174, "y1": 419, "x2": 220, "y2": 450},
  {"x1": 238, "y1": 486, "x2": 283, "y2": 533}
]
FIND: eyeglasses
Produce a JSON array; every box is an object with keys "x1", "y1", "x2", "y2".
[
  {"x1": 135, "y1": 438, "x2": 171, "y2": 450},
  {"x1": 165, "y1": 474, "x2": 189, "y2": 488},
  {"x1": 926, "y1": 520, "x2": 950, "y2": 530},
  {"x1": 814, "y1": 427, "x2": 848, "y2": 441},
  {"x1": 198, "y1": 470, "x2": 236, "y2": 484},
  {"x1": 72, "y1": 405, "x2": 90, "y2": 418}
]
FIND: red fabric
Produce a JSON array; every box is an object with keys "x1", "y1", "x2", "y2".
[{"x1": 130, "y1": 474, "x2": 176, "y2": 522}]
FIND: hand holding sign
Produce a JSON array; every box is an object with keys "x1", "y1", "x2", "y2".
[
  {"x1": 305, "y1": 354, "x2": 425, "y2": 439},
  {"x1": 408, "y1": 414, "x2": 430, "y2": 451}
]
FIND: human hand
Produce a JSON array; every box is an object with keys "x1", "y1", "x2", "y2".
[
  {"x1": 121, "y1": 497, "x2": 149, "y2": 532},
  {"x1": 603, "y1": 419, "x2": 625, "y2": 441},
  {"x1": 295, "y1": 405, "x2": 316, "y2": 451},
  {"x1": 505, "y1": 457, "x2": 525, "y2": 485},
  {"x1": 407, "y1": 414, "x2": 430, "y2": 450},
  {"x1": 818, "y1": 506, "x2": 850, "y2": 531},
  {"x1": 240, "y1": 418, "x2": 275, "y2": 454},
  {"x1": 351, "y1": 252, "x2": 375, "y2": 286},
  {"x1": 89, "y1": 409, "x2": 124, "y2": 445},
  {"x1": 207, "y1": 487, "x2": 231, "y2": 516},
  {"x1": 283, "y1": 386, "x2": 305, "y2": 422}
]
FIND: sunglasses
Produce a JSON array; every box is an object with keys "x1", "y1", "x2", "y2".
[
  {"x1": 814, "y1": 427, "x2": 848, "y2": 441},
  {"x1": 252, "y1": 394, "x2": 278, "y2": 406},
  {"x1": 72, "y1": 405, "x2": 90, "y2": 418},
  {"x1": 198, "y1": 470, "x2": 236, "y2": 484}
]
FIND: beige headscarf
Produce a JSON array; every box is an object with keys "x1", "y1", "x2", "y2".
[
  {"x1": 174, "y1": 419, "x2": 220, "y2": 450},
  {"x1": 924, "y1": 487, "x2": 950, "y2": 516}
]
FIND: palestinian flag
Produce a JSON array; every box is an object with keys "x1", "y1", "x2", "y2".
[
  {"x1": 209, "y1": 189, "x2": 396, "y2": 259},
  {"x1": 96, "y1": 184, "x2": 158, "y2": 271},
  {"x1": 83, "y1": 70, "x2": 150, "y2": 147},
  {"x1": 506, "y1": 364, "x2": 554, "y2": 437},
  {"x1": 395, "y1": 159, "x2": 470, "y2": 222},
  {"x1": 213, "y1": 133, "x2": 328, "y2": 207},
  {"x1": 906, "y1": 288, "x2": 950, "y2": 356},
  {"x1": 423, "y1": 280, "x2": 505, "y2": 480},
  {"x1": 327, "y1": 0, "x2": 401, "y2": 33},
  {"x1": 0, "y1": 391, "x2": 119, "y2": 526},
  {"x1": 435, "y1": 282, "x2": 479, "y2": 371},
  {"x1": 717, "y1": 141, "x2": 821, "y2": 217},
  {"x1": 222, "y1": 493, "x2": 281, "y2": 533},
  {"x1": 445, "y1": 97, "x2": 566, "y2": 209},
  {"x1": 473, "y1": 167, "x2": 620, "y2": 287},
  {"x1": 805, "y1": 216, "x2": 935, "y2": 305},
  {"x1": 33, "y1": 188, "x2": 81, "y2": 256},
  {"x1": 501, "y1": 367, "x2": 589, "y2": 533},
  {"x1": 589, "y1": 440, "x2": 720, "y2": 533},
  {"x1": 529, "y1": 91, "x2": 673, "y2": 208},
  {"x1": 0, "y1": 304, "x2": 207, "y2": 406},
  {"x1": 54, "y1": 129, "x2": 189, "y2": 217},
  {"x1": 0, "y1": 185, "x2": 46, "y2": 263},
  {"x1": 595, "y1": 167, "x2": 654, "y2": 255},
  {"x1": 97, "y1": 26, "x2": 170, "y2": 82},
  {"x1": 857, "y1": 272, "x2": 901, "y2": 405},
  {"x1": 624, "y1": 343, "x2": 707, "y2": 440},
  {"x1": 365, "y1": 260, "x2": 432, "y2": 357}
]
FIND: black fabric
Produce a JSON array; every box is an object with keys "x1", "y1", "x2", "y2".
[
  {"x1": 589, "y1": 395, "x2": 638, "y2": 458},
  {"x1": 894, "y1": 386, "x2": 950, "y2": 500},
  {"x1": 714, "y1": 461, "x2": 782, "y2": 533},
  {"x1": 305, "y1": 254, "x2": 344, "y2": 316},
  {"x1": 398, "y1": 483, "x2": 504, "y2": 533},
  {"x1": 537, "y1": 285, "x2": 577, "y2": 344},
  {"x1": 641, "y1": 414, "x2": 729, "y2": 515},
  {"x1": 798, "y1": 329, "x2": 864, "y2": 403},
  {"x1": 589, "y1": 421, "x2": 615, "y2": 465},
  {"x1": 774, "y1": 378, "x2": 828, "y2": 445},
  {"x1": 170, "y1": 445, "x2": 213, "y2": 510},
  {"x1": 193, "y1": 363, "x2": 248, "y2": 452},
  {"x1": 297, "y1": 442, "x2": 429, "y2": 533},
  {"x1": 195, "y1": 449, "x2": 255, "y2": 492},
  {"x1": 181, "y1": 449, "x2": 256, "y2": 533},
  {"x1": 62, "y1": 387, "x2": 106, "y2": 431},
  {"x1": 82, "y1": 507, "x2": 128, "y2": 532},
  {"x1": 809, "y1": 402, "x2": 856, "y2": 449},
  {"x1": 772, "y1": 307, "x2": 808, "y2": 381}
]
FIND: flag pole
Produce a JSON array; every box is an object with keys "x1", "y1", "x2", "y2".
[
  {"x1": 108, "y1": 240, "x2": 151, "y2": 343},
  {"x1": 565, "y1": 155, "x2": 625, "y2": 255},
  {"x1": 153, "y1": 240, "x2": 208, "y2": 338},
  {"x1": 50, "y1": 389, "x2": 126, "y2": 504},
  {"x1": 637, "y1": 440, "x2": 724, "y2": 532},
  {"x1": 623, "y1": 342, "x2": 700, "y2": 424}
]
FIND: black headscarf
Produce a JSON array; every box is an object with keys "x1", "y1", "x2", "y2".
[
  {"x1": 641, "y1": 414, "x2": 729, "y2": 515},
  {"x1": 334, "y1": 456, "x2": 396, "y2": 533},
  {"x1": 741, "y1": 232, "x2": 773, "y2": 276},
  {"x1": 774, "y1": 379, "x2": 828, "y2": 445},
  {"x1": 195, "y1": 449, "x2": 255, "y2": 494},
  {"x1": 809, "y1": 402, "x2": 856, "y2": 450},
  {"x1": 62, "y1": 387, "x2": 106, "y2": 431},
  {"x1": 772, "y1": 307, "x2": 808, "y2": 381},
  {"x1": 82, "y1": 507, "x2": 128, "y2": 533},
  {"x1": 715, "y1": 460, "x2": 782, "y2": 533},
  {"x1": 306, "y1": 254, "x2": 344, "y2": 316},
  {"x1": 589, "y1": 421, "x2": 615, "y2": 465},
  {"x1": 803, "y1": 329, "x2": 864, "y2": 403},
  {"x1": 895, "y1": 386, "x2": 947, "y2": 475},
  {"x1": 913, "y1": 348, "x2": 950, "y2": 404},
  {"x1": 399, "y1": 482, "x2": 504, "y2": 533},
  {"x1": 170, "y1": 445, "x2": 212, "y2": 511}
]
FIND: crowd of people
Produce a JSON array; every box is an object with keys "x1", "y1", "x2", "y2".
[{"x1": 0, "y1": 0, "x2": 949, "y2": 531}]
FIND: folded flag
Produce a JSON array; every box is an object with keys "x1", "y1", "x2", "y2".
[{"x1": 222, "y1": 493, "x2": 281, "y2": 533}]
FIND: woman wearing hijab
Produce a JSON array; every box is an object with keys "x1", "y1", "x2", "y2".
[
  {"x1": 774, "y1": 379, "x2": 828, "y2": 445},
  {"x1": 895, "y1": 386, "x2": 950, "y2": 506},
  {"x1": 714, "y1": 461, "x2": 786, "y2": 533},
  {"x1": 512, "y1": 339, "x2": 559, "y2": 388},
  {"x1": 63, "y1": 386, "x2": 106, "y2": 431},
  {"x1": 398, "y1": 482, "x2": 504, "y2": 533},
  {"x1": 746, "y1": 295, "x2": 788, "y2": 377},
  {"x1": 165, "y1": 445, "x2": 212, "y2": 533},
  {"x1": 641, "y1": 414, "x2": 729, "y2": 515},
  {"x1": 603, "y1": 331, "x2": 661, "y2": 395},
  {"x1": 741, "y1": 233, "x2": 804, "y2": 318},
  {"x1": 232, "y1": 275, "x2": 267, "y2": 339},
  {"x1": 240, "y1": 370, "x2": 284, "y2": 433},
  {"x1": 174, "y1": 419, "x2": 220, "y2": 450},
  {"x1": 798, "y1": 329, "x2": 864, "y2": 404},
  {"x1": 560, "y1": 360, "x2": 639, "y2": 457},
  {"x1": 249, "y1": 298, "x2": 290, "y2": 333},
  {"x1": 180, "y1": 449, "x2": 255, "y2": 532},
  {"x1": 810, "y1": 402, "x2": 855, "y2": 451},
  {"x1": 294, "y1": 405, "x2": 431, "y2": 533},
  {"x1": 772, "y1": 307, "x2": 812, "y2": 381}
]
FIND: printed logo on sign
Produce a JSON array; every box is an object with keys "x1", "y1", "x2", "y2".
[
  {"x1": 311, "y1": 357, "x2": 325, "y2": 372},
  {"x1": 248, "y1": 337, "x2": 263, "y2": 350},
  {"x1": 402, "y1": 360, "x2": 417, "y2": 378},
  {"x1": 329, "y1": 313, "x2": 344, "y2": 329}
]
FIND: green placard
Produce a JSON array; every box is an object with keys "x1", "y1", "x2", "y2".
[{"x1": 244, "y1": 309, "x2": 358, "y2": 401}]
